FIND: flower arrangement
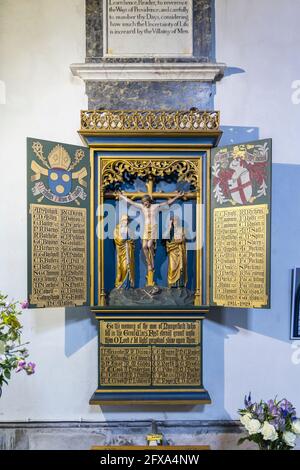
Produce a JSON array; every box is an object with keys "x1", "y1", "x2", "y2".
[
  {"x1": 0, "y1": 293, "x2": 35, "y2": 397},
  {"x1": 239, "y1": 393, "x2": 300, "y2": 450}
]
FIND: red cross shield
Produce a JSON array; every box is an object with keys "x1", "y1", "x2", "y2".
[{"x1": 228, "y1": 168, "x2": 252, "y2": 204}]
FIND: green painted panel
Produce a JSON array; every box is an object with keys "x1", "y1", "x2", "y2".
[
  {"x1": 210, "y1": 139, "x2": 272, "y2": 309},
  {"x1": 27, "y1": 138, "x2": 90, "y2": 308}
]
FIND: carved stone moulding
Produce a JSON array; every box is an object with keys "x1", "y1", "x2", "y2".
[
  {"x1": 80, "y1": 109, "x2": 220, "y2": 133},
  {"x1": 70, "y1": 62, "x2": 226, "y2": 82}
]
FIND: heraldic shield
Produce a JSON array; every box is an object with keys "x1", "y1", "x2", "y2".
[
  {"x1": 48, "y1": 168, "x2": 72, "y2": 197},
  {"x1": 29, "y1": 141, "x2": 88, "y2": 205}
]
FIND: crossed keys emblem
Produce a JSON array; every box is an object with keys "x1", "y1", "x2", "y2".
[{"x1": 31, "y1": 141, "x2": 87, "y2": 205}]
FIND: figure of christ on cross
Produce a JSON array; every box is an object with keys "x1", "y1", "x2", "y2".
[{"x1": 117, "y1": 190, "x2": 184, "y2": 286}]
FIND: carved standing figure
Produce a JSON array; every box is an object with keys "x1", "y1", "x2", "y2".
[
  {"x1": 117, "y1": 191, "x2": 183, "y2": 286},
  {"x1": 164, "y1": 215, "x2": 187, "y2": 288},
  {"x1": 114, "y1": 215, "x2": 135, "y2": 289}
]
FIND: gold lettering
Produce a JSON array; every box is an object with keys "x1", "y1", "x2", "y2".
[
  {"x1": 213, "y1": 204, "x2": 268, "y2": 308},
  {"x1": 30, "y1": 204, "x2": 87, "y2": 307}
]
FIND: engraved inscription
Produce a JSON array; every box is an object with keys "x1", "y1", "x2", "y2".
[
  {"x1": 101, "y1": 321, "x2": 200, "y2": 345},
  {"x1": 99, "y1": 321, "x2": 202, "y2": 387},
  {"x1": 100, "y1": 347, "x2": 152, "y2": 386},
  {"x1": 213, "y1": 204, "x2": 268, "y2": 308},
  {"x1": 152, "y1": 346, "x2": 201, "y2": 386},
  {"x1": 30, "y1": 204, "x2": 87, "y2": 307},
  {"x1": 105, "y1": 0, "x2": 193, "y2": 57}
]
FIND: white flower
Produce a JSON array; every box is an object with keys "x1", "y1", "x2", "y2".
[
  {"x1": 292, "y1": 419, "x2": 300, "y2": 435},
  {"x1": 283, "y1": 431, "x2": 296, "y2": 448},
  {"x1": 260, "y1": 422, "x2": 278, "y2": 442},
  {"x1": 245, "y1": 419, "x2": 262, "y2": 435},
  {"x1": 240, "y1": 413, "x2": 252, "y2": 427}
]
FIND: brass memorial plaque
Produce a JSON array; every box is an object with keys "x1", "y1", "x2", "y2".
[
  {"x1": 213, "y1": 205, "x2": 269, "y2": 308},
  {"x1": 99, "y1": 320, "x2": 202, "y2": 388},
  {"x1": 152, "y1": 346, "x2": 201, "y2": 386},
  {"x1": 30, "y1": 204, "x2": 87, "y2": 307},
  {"x1": 100, "y1": 321, "x2": 200, "y2": 345},
  {"x1": 100, "y1": 347, "x2": 152, "y2": 386}
]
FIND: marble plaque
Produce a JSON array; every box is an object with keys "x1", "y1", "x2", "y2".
[{"x1": 104, "y1": 0, "x2": 193, "y2": 57}]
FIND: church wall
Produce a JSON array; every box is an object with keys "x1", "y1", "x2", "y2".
[
  {"x1": 213, "y1": 0, "x2": 300, "y2": 416},
  {"x1": 84, "y1": 0, "x2": 215, "y2": 110},
  {"x1": 215, "y1": 0, "x2": 300, "y2": 164},
  {"x1": 0, "y1": 0, "x2": 300, "y2": 428}
]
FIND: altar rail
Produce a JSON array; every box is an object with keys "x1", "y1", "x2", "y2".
[{"x1": 80, "y1": 110, "x2": 220, "y2": 133}]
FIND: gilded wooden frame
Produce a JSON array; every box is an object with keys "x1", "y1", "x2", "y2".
[{"x1": 94, "y1": 153, "x2": 205, "y2": 307}]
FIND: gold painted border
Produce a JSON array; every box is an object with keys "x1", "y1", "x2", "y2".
[
  {"x1": 96, "y1": 150, "x2": 206, "y2": 307},
  {"x1": 79, "y1": 131, "x2": 222, "y2": 138},
  {"x1": 92, "y1": 311, "x2": 209, "y2": 315},
  {"x1": 206, "y1": 149, "x2": 211, "y2": 305},
  {"x1": 195, "y1": 158, "x2": 203, "y2": 305},
  {"x1": 100, "y1": 155, "x2": 202, "y2": 161},
  {"x1": 98, "y1": 154, "x2": 101, "y2": 304},
  {"x1": 90, "y1": 149, "x2": 95, "y2": 305},
  {"x1": 79, "y1": 143, "x2": 221, "y2": 150},
  {"x1": 94, "y1": 316, "x2": 207, "y2": 320}
]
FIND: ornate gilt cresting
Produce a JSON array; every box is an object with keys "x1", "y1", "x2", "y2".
[
  {"x1": 80, "y1": 110, "x2": 220, "y2": 133},
  {"x1": 102, "y1": 159, "x2": 200, "y2": 190}
]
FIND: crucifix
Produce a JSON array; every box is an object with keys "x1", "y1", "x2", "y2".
[{"x1": 110, "y1": 178, "x2": 196, "y2": 287}]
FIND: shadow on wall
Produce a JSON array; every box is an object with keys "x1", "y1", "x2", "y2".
[
  {"x1": 223, "y1": 67, "x2": 245, "y2": 78},
  {"x1": 220, "y1": 126, "x2": 259, "y2": 146},
  {"x1": 207, "y1": 163, "x2": 300, "y2": 345},
  {"x1": 65, "y1": 307, "x2": 97, "y2": 357}
]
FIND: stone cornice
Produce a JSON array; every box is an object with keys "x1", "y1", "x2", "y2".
[{"x1": 70, "y1": 62, "x2": 226, "y2": 82}]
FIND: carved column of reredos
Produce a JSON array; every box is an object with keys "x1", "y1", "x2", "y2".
[{"x1": 71, "y1": 0, "x2": 226, "y2": 110}]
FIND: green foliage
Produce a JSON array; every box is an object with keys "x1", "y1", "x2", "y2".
[{"x1": 0, "y1": 293, "x2": 34, "y2": 396}]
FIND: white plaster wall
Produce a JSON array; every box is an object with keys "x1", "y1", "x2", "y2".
[
  {"x1": 0, "y1": 0, "x2": 208, "y2": 422},
  {"x1": 214, "y1": 0, "x2": 300, "y2": 419},
  {"x1": 0, "y1": 0, "x2": 300, "y2": 423},
  {"x1": 0, "y1": 0, "x2": 98, "y2": 421},
  {"x1": 215, "y1": 0, "x2": 300, "y2": 163}
]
